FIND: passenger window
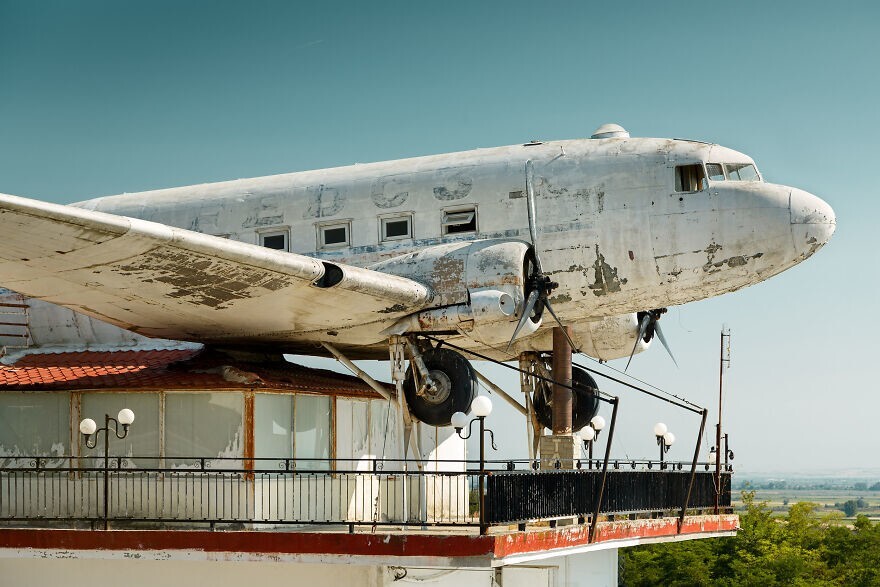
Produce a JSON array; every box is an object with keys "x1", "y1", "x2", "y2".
[
  {"x1": 442, "y1": 207, "x2": 477, "y2": 235},
  {"x1": 318, "y1": 222, "x2": 350, "y2": 249},
  {"x1": 725, "y1": 163, "x2": 760, "y2": 181},
  {"x1": 674, "y1": 164, "x2": 707, "y2": 192},
  {"x1": 706, "y1": 164, "x2": 725, "y2": 181},
  {"x1": 260, "y1": 231, "x2": 288, "y2": 251},
  {"x1": 381, "y1": 215, "x2": 413, "y2": 241}
]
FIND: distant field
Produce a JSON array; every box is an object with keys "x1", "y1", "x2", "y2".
[{"x1": 732, "y1": 487, "x2": 880, "y2": 521}]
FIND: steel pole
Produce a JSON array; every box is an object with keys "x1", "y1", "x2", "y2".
[
  {"x1": 679, "y1": 408, "x2": 708, "y2": 531},
  {"x1": 589, "y1": 397, "x2": 618, "y2": 543},
  {"x1": 103, "y1": 414, "x2": 109, "y2": 531},
  {"x1": 715, "y1": 331, "x2": 724, "y2": 514},
  {"x1": 479, "y1": 416, "x2": 486, "y2": 535}
]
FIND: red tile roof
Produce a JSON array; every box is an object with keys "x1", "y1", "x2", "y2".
[{"x1": 0, "y1": 349, "x2": 389, "y2": 397}]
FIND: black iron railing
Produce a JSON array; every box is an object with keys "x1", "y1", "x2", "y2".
[{"x1": 0, "y1": 456, "x2": 732, "y2": 533}]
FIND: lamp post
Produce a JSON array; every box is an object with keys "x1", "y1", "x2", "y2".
[
  {"x1": 80, "y1": 408, "x2": 135, "y2": 530},
  {"x1": 653, "y1": 422, "x2": 675, "y2": 468},
  {"x1": 452, "y1": 396, "x2": 497, "y2": 535},
  {"x1": 709, "y1": 433, "x2": 734, "y2": 469},
  {"x1": 580, "y1": 415, "x2": 606, "y2": 467}
]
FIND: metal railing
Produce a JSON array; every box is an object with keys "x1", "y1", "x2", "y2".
[{"x1": 0, "y1": 456, "x2": 732, "y2": 533}]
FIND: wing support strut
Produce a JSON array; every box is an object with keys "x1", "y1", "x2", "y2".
[
  {"x1": 322, "y1": 341, "x2": 423, "y2": 471},
  {"x1": 321, "y1": 342, "x2": 396, "y2": 404}
]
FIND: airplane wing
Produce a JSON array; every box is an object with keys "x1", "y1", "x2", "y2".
[{"x1": 0, "y1": 193, "x2": 432, "y2": 344}]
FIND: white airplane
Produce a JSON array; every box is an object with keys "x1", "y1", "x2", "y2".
[{"x1": 0, "y1": 124, "x2": 835, "y2": 428}]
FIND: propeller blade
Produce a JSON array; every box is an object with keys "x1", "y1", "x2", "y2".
[
  {"x1": 653, "y1": 322, "x2": 679, "y2": 368},
  {"x1": 524, "y1": 160, "x2": 543, "y2": 273},
  {"x1": 543, "y1": 299, "x2": 579, "y2": 353},
  {"x1": 507, "y1": 289, "x2": 541, "y2": 351},
  {"x1": 625, "y1": 313, "x2": 653, "y2": 372}
]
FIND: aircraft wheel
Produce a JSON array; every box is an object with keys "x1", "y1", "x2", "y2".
[
  {"x1": 533, "y1": 365, "x2": 600, "y2": 432},
  {"x1": 403, "y1": 348, "x2": 477, "y2": 426}
]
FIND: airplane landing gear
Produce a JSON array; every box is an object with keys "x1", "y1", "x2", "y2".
[
  {"x1": 532, "y1": 364, "x2": 600, "y2": 432},
  {"x1": 403, "y1": 346, "x2": 477, "y2": 426}
]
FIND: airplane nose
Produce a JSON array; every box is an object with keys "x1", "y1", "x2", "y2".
[{"x1": 790, "y1": 188, "x2": 836, "y2": 257}]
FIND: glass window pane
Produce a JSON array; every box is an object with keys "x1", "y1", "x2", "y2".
[
  {"x1": 81, "y1": 393, "x2": 159, "y2": 468},
  {"x1": 261, "y1": 233, "x2": 287, "y2": 250},
  {"x1": 0, "y1": 392, "x2": 69, "y2": 465},
  {"x1": 383, "y1": 218, "x2": 411, "y2": 239},
  {"x1": 294, "y1": 395, "x2": 331, "y2": 470},
  {"x1": 706, "y1": 163, "x2": 725, "y2": 181},
  {"x1": 725, "y1": 163, "x2": 760, "y2": 182},
  {"x1": 165, "y1": 393, "x2": 244, "y2": 467},
  {"x1": 254, "y1": 393, "x2": 293, "y2": 469},
  {"x1": 323, "y1": 226, "x2": 347, "y2": 245}
]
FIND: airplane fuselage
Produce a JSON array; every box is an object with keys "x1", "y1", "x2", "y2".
[{"x1": 67, "y1": 133, "x2": 833, "y2": 359}]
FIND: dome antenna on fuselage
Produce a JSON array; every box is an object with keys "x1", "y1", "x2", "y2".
[{"x1": 590, "y1": 123, "x2": 630, "y2": 139}]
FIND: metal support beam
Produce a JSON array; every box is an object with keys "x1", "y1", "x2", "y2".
[
  {"x1": 474, "y1": 369, "x2": 528, "y2": 417},
  {"x1": 322, "y1": 342, "x2": 397, "y2": 404},
  {"x1": 551, "y1": 326, "x2": 573, "y2": 435}
]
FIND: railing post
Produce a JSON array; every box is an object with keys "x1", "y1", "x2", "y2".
[
  {"x1": 479, "y1": 417, "x2": 487, "y2": 535},
  {"x1": 589, "y1": 397, "x2": 618, "y2": 543},
  {"x1": 678, "y1": 408, "x2": 708, "y2": 532}
]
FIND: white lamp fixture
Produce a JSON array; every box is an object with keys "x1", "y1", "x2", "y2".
[
  {"x1": 663, "y1": 432, "x2": 676, "y2": 447},
  {"x1": 653, "y1": 422, "x2": 668, "y2": 437},
  {"x1": 580, "y1": 426, "x2": 596, "y2": 442},
  {"x1": 451, "y1": 411, "x2": 469, "y2": 430},
  {"x1": 79, "y1": 418, "x2": 97, "y2": 436},
  {"x1": 471, "y1": 396, "x2": 493, "y2": 418},
  {"x1": 590, "y1": 415, "x2": 606, "y2": 431},
  {"x1": 117, "y1": 408, "x2": 135, "y2": 426}
]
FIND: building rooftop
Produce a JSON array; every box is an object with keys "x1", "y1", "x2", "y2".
[{"x1": 0, "y1": 348, "x2": 388, "y2": 397}]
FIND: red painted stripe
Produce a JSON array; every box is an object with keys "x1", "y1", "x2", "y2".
[
  {"x1": 0, "y1": 528, "x2": 493, "y2": 558},
  {"x1": 0, "y1": 515, "x2": 738, "y2": 561},
  {"x1": 492, "y1": 515, "x2": 739, "y2": 558}
]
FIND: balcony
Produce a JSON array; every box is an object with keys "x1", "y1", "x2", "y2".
[{"x1": 0, "y1": 455, "x2": 732, "y2": 534}]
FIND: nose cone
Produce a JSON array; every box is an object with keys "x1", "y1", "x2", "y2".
[{"x1": 790, "y1": 188, "x2": 836, "y2": 258}]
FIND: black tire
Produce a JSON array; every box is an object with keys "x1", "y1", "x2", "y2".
[
  {"x1": 533, "y1": 365, "x2": 600, "y2": 432},
  {"x1": 403, "y1": 348, "x2": 478, "y2": 426}
]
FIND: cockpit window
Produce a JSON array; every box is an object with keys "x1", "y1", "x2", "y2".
[
  {"x1": 706, "y1": 163, "x2": 725, "y2": 181},
  {"x1": 725, "y1": 163, "x2": 760, "y2": 181},
  {"x1": 674, "y1": 164, "x2": 706, "y2": 192}
]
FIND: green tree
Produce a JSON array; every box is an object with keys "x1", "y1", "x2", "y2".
[
  {"x1": 843, "y1": 500, "x2": 858, "y2": 517},
  {"x1": 618, "y1": 492, "x2": 880, "y2": 586}
]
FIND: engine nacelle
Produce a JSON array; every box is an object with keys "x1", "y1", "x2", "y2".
[
  {"x1": 575, "y1": 313, "x2": 650, "y2": 361},
  {"x1": 375, "y1": 240, "x2": 540, "y2": 344}
]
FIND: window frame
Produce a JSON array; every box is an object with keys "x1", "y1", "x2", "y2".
[
  {"x1": 258, "y1": 228, "x2": 290, "y2": 252},
  {"x1": 379, "y1": 213, "x2": 414, "y2": 242},
  {"x1": 441, "y1": 205, "x2": 478, "y2": 236},
  {"x1": 674, "y1": 163, "x2": 708, "y2": 193},
  {"x1": 316, "y1": 220, "x2": 353, "y2": 250}
]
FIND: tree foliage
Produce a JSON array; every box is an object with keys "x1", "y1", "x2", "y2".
[{"x1": 619, "y1": 492, "x2": 880, "y2": 586}]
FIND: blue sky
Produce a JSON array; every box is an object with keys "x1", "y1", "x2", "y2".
[{"x1": 1, "y1": 1, "x2": 876, "y2": 473}]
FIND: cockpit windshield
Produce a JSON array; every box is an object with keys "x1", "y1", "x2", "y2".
[
  {"x1": 706, "y1": 162, "x2": 761, "y2": 182},
  {"x1": 725, "y1": 163, "x2": 760, "y2": 181}
]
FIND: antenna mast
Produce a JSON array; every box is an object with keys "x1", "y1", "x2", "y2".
[{"x1": 715, "y1": 326, "x2": 731, "y2": 513}]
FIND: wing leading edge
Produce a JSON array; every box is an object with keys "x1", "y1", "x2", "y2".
[{"x1": 0, "y1": 193, "x2": 432, "y2": 345}]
